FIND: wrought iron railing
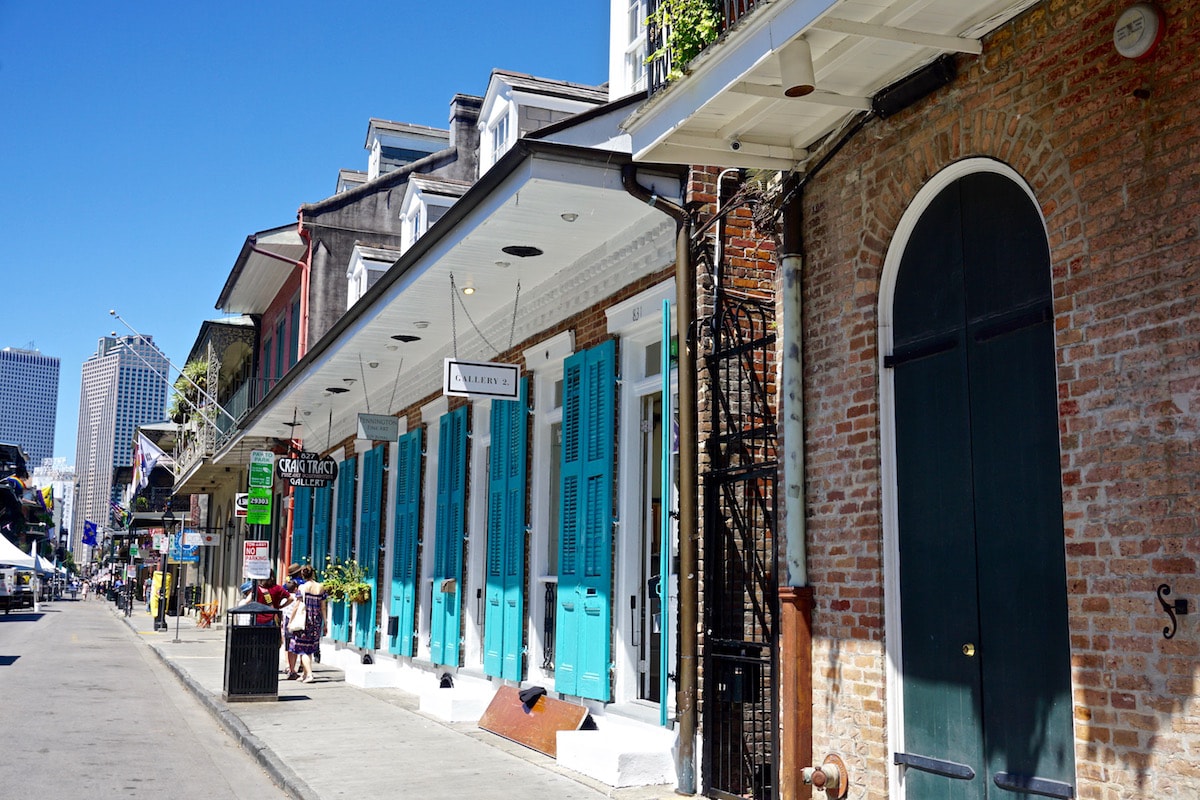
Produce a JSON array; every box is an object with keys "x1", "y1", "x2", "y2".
[{"x1": 647, "y1": 0, "x2": 767, "y2": 96}]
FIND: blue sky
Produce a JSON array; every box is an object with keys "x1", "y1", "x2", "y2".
[{"x1": 0, "y1": 1, "x2": 611, "y2": 465}]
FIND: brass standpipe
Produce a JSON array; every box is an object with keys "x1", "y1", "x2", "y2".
[{"x1": 801, "y1": 754, "x2": 848, "y2": 799}]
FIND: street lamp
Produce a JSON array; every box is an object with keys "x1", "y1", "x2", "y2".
[{"x1": 157, "y1": 509, "x2": 175, "y2": 631}]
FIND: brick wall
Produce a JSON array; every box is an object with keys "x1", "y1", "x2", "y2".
[{"x1": 795, "y1": 1, "x2": 1199, "y2": 797}]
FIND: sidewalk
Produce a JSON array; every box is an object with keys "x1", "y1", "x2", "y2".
[{"x1": 112, "y1": 604, "x2": 677, "y2": 800}]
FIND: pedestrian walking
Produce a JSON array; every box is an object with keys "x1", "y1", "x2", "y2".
[
  {"x1": 280, "y1": 579, "x2": 301, "y2": 680},
  {"x1": 289, "y1": 565, "x2": 326, "y2": 683}
]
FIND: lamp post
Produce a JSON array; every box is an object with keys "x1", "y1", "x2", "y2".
[{"x1": 157, "y1": 509, "x2": 175, "y2": 631}]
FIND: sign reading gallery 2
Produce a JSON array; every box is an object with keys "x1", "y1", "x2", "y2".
[
  {"x1": 275, "y1": 451, "x2": 339, "y2": 487},
  {"x1": 443, "y1": 359, "x2": 521, "y2": 400}
]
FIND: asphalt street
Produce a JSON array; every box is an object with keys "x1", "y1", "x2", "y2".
[{"x1": 0, "y1": 598, "x2": 288, "y2": 800}]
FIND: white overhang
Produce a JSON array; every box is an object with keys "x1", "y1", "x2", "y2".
[
  {"x1": 217, "y1": 139, "x2": 683, "y2": 453},
  {"x1": 216, "y1": 225, "x2": 306, "y2": 315},
  {"x1": 622, "y1": 0, "x2": 1040, "y2": 170}
]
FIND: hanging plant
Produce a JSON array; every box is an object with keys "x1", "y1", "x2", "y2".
[
  {"x1": 320, "y1": 557, "x2": 369, "y2": 603},
  {"x1": 646, "y1": 0, "x2": 722, "y2": 82}
]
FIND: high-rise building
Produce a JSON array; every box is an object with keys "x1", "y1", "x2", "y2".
[
  {"x1": 0, "y1": 347, "x2": 60, "y2": 465},
  {"x1": 72, "y1": 335, "x2": 169, "y2": 554}
]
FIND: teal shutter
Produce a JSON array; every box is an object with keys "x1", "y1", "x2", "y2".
[
  {"x1": 389, "y1": 428, "x2": 423, "y2": 656},
  {"x1": 312, "y1": 484, "x2": 332, "y2": 568},
  {"x1": 331, "y1": 455, "x2": 357, "y2": 642},
  {"x1": 430, "y1": 407, "x2": 467, "y2": 667},
  {"x1": 555, "y1": 341, "x2": 615, "y2": 701},
  {"x1": 355, "y1": 444, "x2": 384, "y2": 649},
  {"x1": 484, "y1": 379, "x2": 528, "y2": 680},
  {"x1": 291, "y1": 486, "x2": 313, "y2": 567}
]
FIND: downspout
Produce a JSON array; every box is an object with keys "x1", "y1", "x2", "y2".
[
  {"x1": 778, "y1": 172, "x2": 814, "y2": 800},
  {"x1": 622, "y1": 165, "x2": 699, "y2": 795},
  {"x1": 778, "y1": 113, "x2": 873, "y2": 800}
]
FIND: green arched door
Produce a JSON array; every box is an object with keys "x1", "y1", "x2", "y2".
[{"x1": 891, "y1": 170, "x2": 1075, "y2": 800}]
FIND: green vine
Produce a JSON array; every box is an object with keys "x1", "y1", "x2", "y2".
[{"x1": 646, "y1": 0, "x2": 721, "y2": 82}]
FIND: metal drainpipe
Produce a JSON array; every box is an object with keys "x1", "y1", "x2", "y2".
[{"x1": 621, "y1": 165, "x2": 699, "y2": 795}]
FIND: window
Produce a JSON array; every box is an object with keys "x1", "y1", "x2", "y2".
[
  {"x1": 625, "y1": 0, "x2": 649, "y2": 92},
  {"x1": 491, "y1": 113, "x2": 510, "y2": 160},
  {"x1": 289, "y1": 301, "x2": 300, "y2": 366},
  {"x1": 275, "y1": 319, "x2": 286, "y2": 378},
  {"x1": 263, "y1": 339, "x2": 273, "y2": 384}
]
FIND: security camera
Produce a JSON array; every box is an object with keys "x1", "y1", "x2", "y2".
[{"x1": 729, "y1": 139, "x2": 742, "y2": 151}]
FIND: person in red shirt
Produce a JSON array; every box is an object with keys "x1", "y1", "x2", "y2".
[{"x1": 254, "y1": 569, "x2": 291, "y2": 625}]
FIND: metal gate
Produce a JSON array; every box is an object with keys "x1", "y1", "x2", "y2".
[{"x1": 702, "y1": 293, "x2": 779, "y2": 800}]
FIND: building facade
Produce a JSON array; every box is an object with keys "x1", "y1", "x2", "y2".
[
  {"x1": 0, "y1": 346, "x2": 60, "y2": 465},
  {"x1": 73, "y1": 335, "x2": 168, "y2": 555}
]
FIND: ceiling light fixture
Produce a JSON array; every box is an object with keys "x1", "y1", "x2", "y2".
[
  {"x1": 560, "y1": 212, "x2": 579, "y2": 222},
  {"x1": 502, "y1": 245, "x2": 543, "y2": 258},
  {"x1": 462, "y1": 283, "x2": 475, "y2": 295},
  {"x1": 413, "y1": 321, "x2": 430, "y2": 329},
  {"x1": 326, "y1": 386, "x2": 349, "y2": 394},
  {"x1": 391, "y1": 334, "x2": 422, "y2": 343},
  {"x1": 368, "y1": 361, "x2": 380, "y2": 368},
  {"x1": 495, "y1": 260, "x2": 511, "y2": 269},
  {"x1": 779, "y1": 37, "x2": 816, "y2": 97}
]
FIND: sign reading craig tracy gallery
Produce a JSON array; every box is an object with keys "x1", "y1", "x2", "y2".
[
  {"x1": 443, "y1": 359, "x2": 520, "y2": 400},
  {"x1": 275, "y1": 451, "x2": 339, "y2": 488}
]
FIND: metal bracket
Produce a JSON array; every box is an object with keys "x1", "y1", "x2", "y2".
[{"x1": 1158, "y1": 583, "x2": 1189, "y2": 639}]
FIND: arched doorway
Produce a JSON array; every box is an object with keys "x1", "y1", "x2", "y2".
[{"x1": 881, "y1": 161, "x2": 1076, "y2": 800}]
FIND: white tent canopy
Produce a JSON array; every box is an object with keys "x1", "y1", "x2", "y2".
[{"x1": 0, "y1": 534, "x2": 35, "y2": 570}]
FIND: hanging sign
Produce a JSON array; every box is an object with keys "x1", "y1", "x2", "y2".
[
  {"x1": 235, "y1": 493, "x2": 248, "y2": 518},
  {"x1": 443, "y1": 359, "x2": 521, "y2": 400},
  {"x1": 357, "y1": 414, "x2": 399, "y2": 441},
  {"x1": 275, "y1": 451, "x2": 339, "y2": 487},
  {"x1": 183, "y1": 529, "x2": 203, "y2": 546},
  {"x1": 152, "y1": 533, "x2": 167, "y2": 551},
  {"x1": 199, "y1": 531, "x2": 221, "y2": 546},
  {"x1": 246, "y1": 487, "x2": 272, "y2": 526},
  {"x1": 249, "y1": 450, "x2": 276, "y2": 489},
  {"x1": 243, "y1": 540, "x2": 270, "y2": 579}
]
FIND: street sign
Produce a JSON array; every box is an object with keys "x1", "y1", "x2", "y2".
[
  {"x1": 243, "y1": 540, "x2": 270, "y2": 579},
  {"x1": 246, "y1": 487, "x2": 272, "y2": 526},
  {"x1": 235, "y1": 493, "x2": 248, "y2": 517},
  {"x1": 169, "y1": 533, "x2": 199, "y2": 564},
  {"x1": 199, "y1": 531, "x2": 221, "y2": 546},
  {"x1": 249, "y1": 450, "x2": 275, "y2": 489},
  {"x1": 183, "y1": 530, "x2": 203, "y2": 546}
]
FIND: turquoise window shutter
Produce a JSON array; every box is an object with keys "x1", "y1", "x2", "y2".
[
  {"x1": 484, "y1": 379, "x2": 528, "y2": 681},
  {"x1": 431, "y1": 407, "x2": 467, "y2": 666},
  {"x1": 291, "y1": 486, "x2": 312, "y2": 567},
  {"x1": 556, "y1": 341, "x2": 615, "y2": 701},
  {"x1": 390, "y1": 428, "x2": 422, "y2": 656},
  {"x1": 312, "y1": 485, "x2": 332, "y2": 567},
  {"x1": 355, "y1": 444, "x2": 384, "y2": 650},
  {"x1": 332, "y1": 455, "x2": 357, "y2": 643}
]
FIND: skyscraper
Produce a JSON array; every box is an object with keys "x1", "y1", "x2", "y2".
[
  {"x1": 0, "y1": 347, "x2": 60, "y2": 465},
  {"x1": 72, "y1": 335, "x2": 169, "y2": 554}
]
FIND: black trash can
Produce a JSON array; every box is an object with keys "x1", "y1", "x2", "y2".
[{"x1": 223, "y1": 601, "x2": 281, "y2": 702}]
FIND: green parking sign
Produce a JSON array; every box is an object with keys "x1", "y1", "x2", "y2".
[
  {"x1": 249, "y1": 450, "x2": 275, "y2": 489},
  {"x1": 246, "y1": 487, "x2": 272, "y2": 526}
]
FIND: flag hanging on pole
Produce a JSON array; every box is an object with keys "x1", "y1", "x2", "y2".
[
  {"x1": 109, "y1": 500, "x2": 129, "y2": 529},
  {"x1": 82, "y1": 520, "x2": 98, "y2": 547}
]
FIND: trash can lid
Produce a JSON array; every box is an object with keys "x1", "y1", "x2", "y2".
[{"x1": 228, "y1": 600, "x2": 280, "y2": 616}]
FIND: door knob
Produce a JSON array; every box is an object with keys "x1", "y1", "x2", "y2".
[{"x1": 962, "y1": 643, "x2": 976, "y2": 657}]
